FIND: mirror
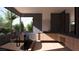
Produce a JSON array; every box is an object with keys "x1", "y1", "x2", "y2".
[
  {"x1": 69, "y1": 8, "x2": 75, "y2": 35},
  {"x1": 69, "y1": 20, "x2": 75, "y2": 34}
]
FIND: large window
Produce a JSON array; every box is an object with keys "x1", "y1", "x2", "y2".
[
  {"x1": 12, "y1": 17, "x2": 33, "y2": 32},
  {"x1": 12, "y1": 15, "x2": 20, "y2": 32},
  {"x1": 21, "y1": 17, "x2": 33, "y2": 32},
  {"x1": 0, "y1": 7, "x2": 18, "y2": 34},
  {"x1": 0, "y1": 8, "x2": 33, "y2": 34}
]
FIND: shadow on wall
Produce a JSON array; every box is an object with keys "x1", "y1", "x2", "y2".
[
  {"x1": 33, "y1": 26, "x2": 58, "y2": 41},
  {"x1": 29, "y1": 26, "x2": 42, "y2": 40},
  {"x1": 33, "y1": 26, "x2": 42, "y2": 33}
]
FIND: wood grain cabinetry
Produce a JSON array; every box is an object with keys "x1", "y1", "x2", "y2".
[{"x1": 58, "y1": 34, "x2": 79, "y2": 51}]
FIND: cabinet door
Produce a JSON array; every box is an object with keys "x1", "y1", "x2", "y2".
[
  {"x1": 60, "y1": 13, "x2": 69, "y2": 34},
  {"x1": 60, "y1": 11, "x2": 65, "y2": 34},
  {"x1": 64, "y1": 14, "x2": 69, "y2": 34},
  {"x1": 75, "y1": 7, "x2": 79, "y2": 37},
  {"x1": 59, "y1": 11, "x2": 69, "y2": 34},
  {"x1": 51, "y1": 12, "x2": 69, "y2": 34},
  {"x1": 51, "y1": 14, "x2": 61, "y2": 33}
]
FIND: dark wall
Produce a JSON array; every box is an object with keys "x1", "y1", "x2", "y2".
[{"x1": 21, "y1": 13, "x2": 42, "y2": 31}]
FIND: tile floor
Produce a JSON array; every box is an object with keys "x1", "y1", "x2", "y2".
[
  {"x1": 0, "y1": 41, "x2": 71, "y2": 51},
  {"x1": 32, "y1": 42, "x2": 71, "y2": 51}
]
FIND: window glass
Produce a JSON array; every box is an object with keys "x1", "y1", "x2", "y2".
[
  {"x1": 21, "y1": 17, "x2": 33, "y2": 32},
  {"x1": 0, "y1": 7, "x2": 12, "y2": 34}
]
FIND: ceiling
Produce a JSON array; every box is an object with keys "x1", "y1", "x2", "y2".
[{"x1": 14, "y1": 7, "x2": 74, "y2": 14}]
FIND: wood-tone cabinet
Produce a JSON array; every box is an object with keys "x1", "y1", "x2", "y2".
[
  {"x1": 51, "y1": 11, "x2": 69, "y2": 34},
  {"x1": 75, "y1": 7, "x2": 79, "y2": 37}
]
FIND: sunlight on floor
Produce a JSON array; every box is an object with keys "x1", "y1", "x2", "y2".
[
  {"x1": 33, "y1": 42, "x2": 65, "y2": 51},
  {"x1": 41, "y1": 43, "x2": 64, "y2": 51}
]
